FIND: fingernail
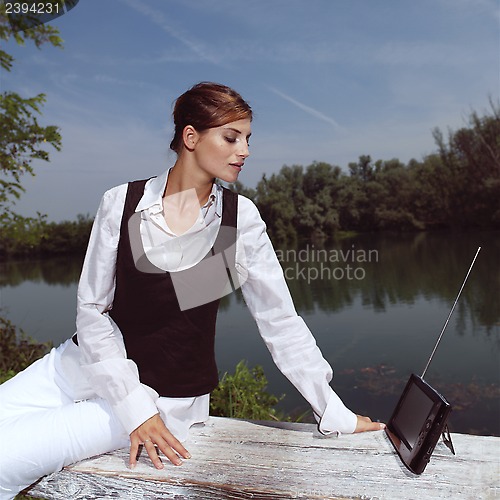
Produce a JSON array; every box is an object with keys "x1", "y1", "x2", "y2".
[
  {"x1": 186, "y1": 452, "x2": 192, "y2": 459},
  {"x1": 128, "y1": 463, "x2": 136, "y2": 470},
  {"x1": 175, "y1": 459, "x2": 182, "y2": 466}
]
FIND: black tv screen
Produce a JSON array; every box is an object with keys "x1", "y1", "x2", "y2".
[
  {"x1": 392, "y1": 382, "x2": 435, "y2": 450},
  {"x1": 385, "y1": 374, "x2": 452, "y2": 474}
]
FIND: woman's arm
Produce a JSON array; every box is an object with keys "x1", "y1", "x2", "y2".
[
  {"x1": 77, "y1": 185, "x2": 191, "y2": 467},
  {"x1": 76, "y1": 185, "x2": 160, "y2": 434},
  {"x1": 235, "y1": 196, "x2": 383, "y2": 434}
]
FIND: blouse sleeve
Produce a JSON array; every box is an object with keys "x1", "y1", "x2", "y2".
[
  {"x1": 76, "y1": 185, "x2": 159, "y2": 434},
  {"x1": 235, "y1": 195, "x2": 357, "y2": 434}
]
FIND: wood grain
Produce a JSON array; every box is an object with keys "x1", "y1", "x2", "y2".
[{"x1": 28, "y1": 417, "x2": 500, "y2": 499}]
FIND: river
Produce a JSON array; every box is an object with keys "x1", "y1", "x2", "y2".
[{"x1": 1, "y1": 231, "x2": 498, "y2": 435}]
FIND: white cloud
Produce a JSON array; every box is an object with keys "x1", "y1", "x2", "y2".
[
  {"x1": 119, "y1": 0, "x2": 223, "y2": 67},
  {"x1": 267, "y1": 86, "x2": 342, "y2": 129}
]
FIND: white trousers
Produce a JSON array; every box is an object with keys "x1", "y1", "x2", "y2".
[{"x1": 0, "y1": 341, "x2": 129, "y2": 500}]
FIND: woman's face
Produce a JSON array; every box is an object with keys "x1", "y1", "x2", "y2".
[{"x1": 191, "y1": 118, "x2": 251, "y2": 183}]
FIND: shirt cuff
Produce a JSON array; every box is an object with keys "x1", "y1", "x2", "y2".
[
  {"x1": 315, "y1": 389, "x2": 357, "y2": 435},
  {"x1": 112, "y1": 384, "x2": 160, "y2": 435}
]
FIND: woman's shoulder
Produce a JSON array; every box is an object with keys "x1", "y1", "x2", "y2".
[
  {"x1": 100, "y1": 182, "x2": 129, "y2": 205},
  {"x1": 235, "y1": 193, "x2": 266, "y2": 230},
  {"x1": 233, "y1": 191, "x2": 256, "y2": 209},
  {"x1": 95, "y1": 182, "x2": 129, "y2": 220},
  {"x1": 103, "y1": 181, "x2": 129, "y2": 198},
  {"x1": 236, "y1": 192, "x2": 258, "y2": 214}
]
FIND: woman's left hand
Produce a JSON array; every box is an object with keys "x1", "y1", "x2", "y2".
[
  {"x1": 354, "y1": 415, "x2": 386, "y2": 433},
  {"x1": 129, "y1": 413, "x2": 191, "y2": 469}
]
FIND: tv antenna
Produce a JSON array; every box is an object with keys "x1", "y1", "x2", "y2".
[{"x1": 421, "y1": 246, "x2": 481, "y2": 379}]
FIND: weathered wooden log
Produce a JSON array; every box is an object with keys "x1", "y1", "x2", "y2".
[{"x1": 27, "y1": 416, "x2": 499, "y2": 499}]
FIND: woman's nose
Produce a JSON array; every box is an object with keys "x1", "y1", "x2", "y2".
[{"x1": 239, "y1": 141, "x2": 250, "y2": 158}]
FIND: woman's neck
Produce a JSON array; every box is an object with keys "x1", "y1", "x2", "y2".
[
  {"x1": 165, "y1": 159, "x2": 214, "y2": 207},
  {"x1": 160, "y1": 158, "x2": 215, "y2": 235}
]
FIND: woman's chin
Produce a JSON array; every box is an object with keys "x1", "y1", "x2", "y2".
[{"x1": 217, "y1": 171, "x2": 240, "y2": 184}]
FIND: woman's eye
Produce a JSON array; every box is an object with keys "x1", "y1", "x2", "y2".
[{"x1": 225, "y1": 136, "x2": 237, "y2": 143}]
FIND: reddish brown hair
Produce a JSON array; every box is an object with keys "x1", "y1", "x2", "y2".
[{"x1": 170, "y1": 82, "x2": 252, "y2": 153}]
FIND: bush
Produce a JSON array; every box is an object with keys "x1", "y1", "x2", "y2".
[
  {"x1": 0, "y1": 316, "x2": 52, "y2": 381},
  {"x1": 210, "y1": 360, "x2": 284, "y2": 420}
]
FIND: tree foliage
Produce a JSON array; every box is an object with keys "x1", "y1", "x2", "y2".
[
  {"x1": 234, "y1": 105, "x2": 500, "y2": 242},
  {"x1": 0, "y1": 213, "x2": 93, "y2": 257},
  {"x1": 432, "y1": 101, "x2": 500, "y2": 227},
  {"x1": 0, "y1": 5, "x2": 62, "y2": 71},
  {"x1": 0, "y1": 93, "x2": 62, "y2": 201},
  {"x1": 0, "y1": 8, "x2": 63, "y2": 242}
]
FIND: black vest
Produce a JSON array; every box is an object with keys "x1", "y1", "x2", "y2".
[{"x1": 109, "y1": 179, "x2": 238, "y2": 397}]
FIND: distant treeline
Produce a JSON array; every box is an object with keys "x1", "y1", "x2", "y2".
[
  {"x1": 0, "y1": 213, "x2": 93, "y2": 258},
  {"x1": 0, "y1": 105, "x2": 498, "y2": 257},
  {"x1": 233, "y1": 105, "x2": 500, "y2": 242}
]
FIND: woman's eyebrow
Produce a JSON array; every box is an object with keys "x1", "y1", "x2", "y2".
[{"x1": 223, "y1": 127, "x2": 252, "y2": 138}]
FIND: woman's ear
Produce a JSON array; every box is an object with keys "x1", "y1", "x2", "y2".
[{"x1": 182, "y1": 125, "x2": 198, "y2": 151}]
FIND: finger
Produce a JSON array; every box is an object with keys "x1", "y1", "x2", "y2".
[
  {"x1": 357, "y1": 421, "x2": 386, "y2": 433},
  {"x1": 129, "y1": 439, "x2": 139, "y2": 469},
  {"x1": 144, "y1": 440, "x2": 165, "y2": 470},
  {"x1": 152, "y1": 424, "x2": 191, "y2": 462},
  {"x1": 354, "y1": 415, "x2": 386, "y2": 433},
  {"x1": 164, "y1": 433, "x2": 191, "y2": 460},
  {"x1": 357, "y1": 415, "x2": 372, "y2": 423},
  {"x1": 153, "y1": 415, "x2": 191, "y2": 459},
  {"x1": 363, "y1": 420, "x2": 385, "y2": 430},
  {"x1": 155, "y1": 437, "x2": 183, "y2": 466}
]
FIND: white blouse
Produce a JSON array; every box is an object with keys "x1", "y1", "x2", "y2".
[{"x1": 61, "y1": 169, "x2": 357, "y2": 441}]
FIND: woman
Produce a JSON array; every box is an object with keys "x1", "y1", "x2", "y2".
[{"x1": 0, "y1": 82, "x2": 384, "y2": 499}]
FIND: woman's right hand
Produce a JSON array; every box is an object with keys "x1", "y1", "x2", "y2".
[{"x1": 129, "y1": 413, "x2": 191, "y2": 469}]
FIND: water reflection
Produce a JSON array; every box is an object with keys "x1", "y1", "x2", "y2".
[
  {"x1": 0, "y1": 231, "x2": 498, "y2": 435},
  {"x1": 0, "y1": 255, "x2": 84, "y2": 287},
  {"x1": 273, "y1": 231, "x2": 500, "y2": 334},
  {"x1": 1, "y1": 232, "x2": 498, "y2": 326}
]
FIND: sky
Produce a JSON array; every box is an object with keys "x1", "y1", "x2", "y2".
[{"x1": 2, "y1": 0, "x2": 499, "y2": 221}]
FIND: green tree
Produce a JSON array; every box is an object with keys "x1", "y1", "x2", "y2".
[
  {"x1": 411, "y1": 154, "x2": 453, "y2": 228},
  {"x1": 0, "y1": 8, "x2": 63, "y2": 241},
  {"x1": 348, "y1": 154, "x2": 374, "y2": 182},
  {"x1": 234, "y1": 105, "x2": 499, "y2": 234},
  {"x1": 372, "y1": 158, "x2": 424, "y2": 231},
  {"x1": 432, "y1": 101, "x2": 500, "y2": 228},
  {"x1": 229, "y1": 179, "x2": 256, "y2": 200},
  {"x1": 339, "y1": 155, "x2": 380, "y2": 231},
  {"x1": 301, "y1": 162, "x2": 342, "y2": 238},
  {"x1": 253, "y1": 166, "x2": 303, "y2": 242}
]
